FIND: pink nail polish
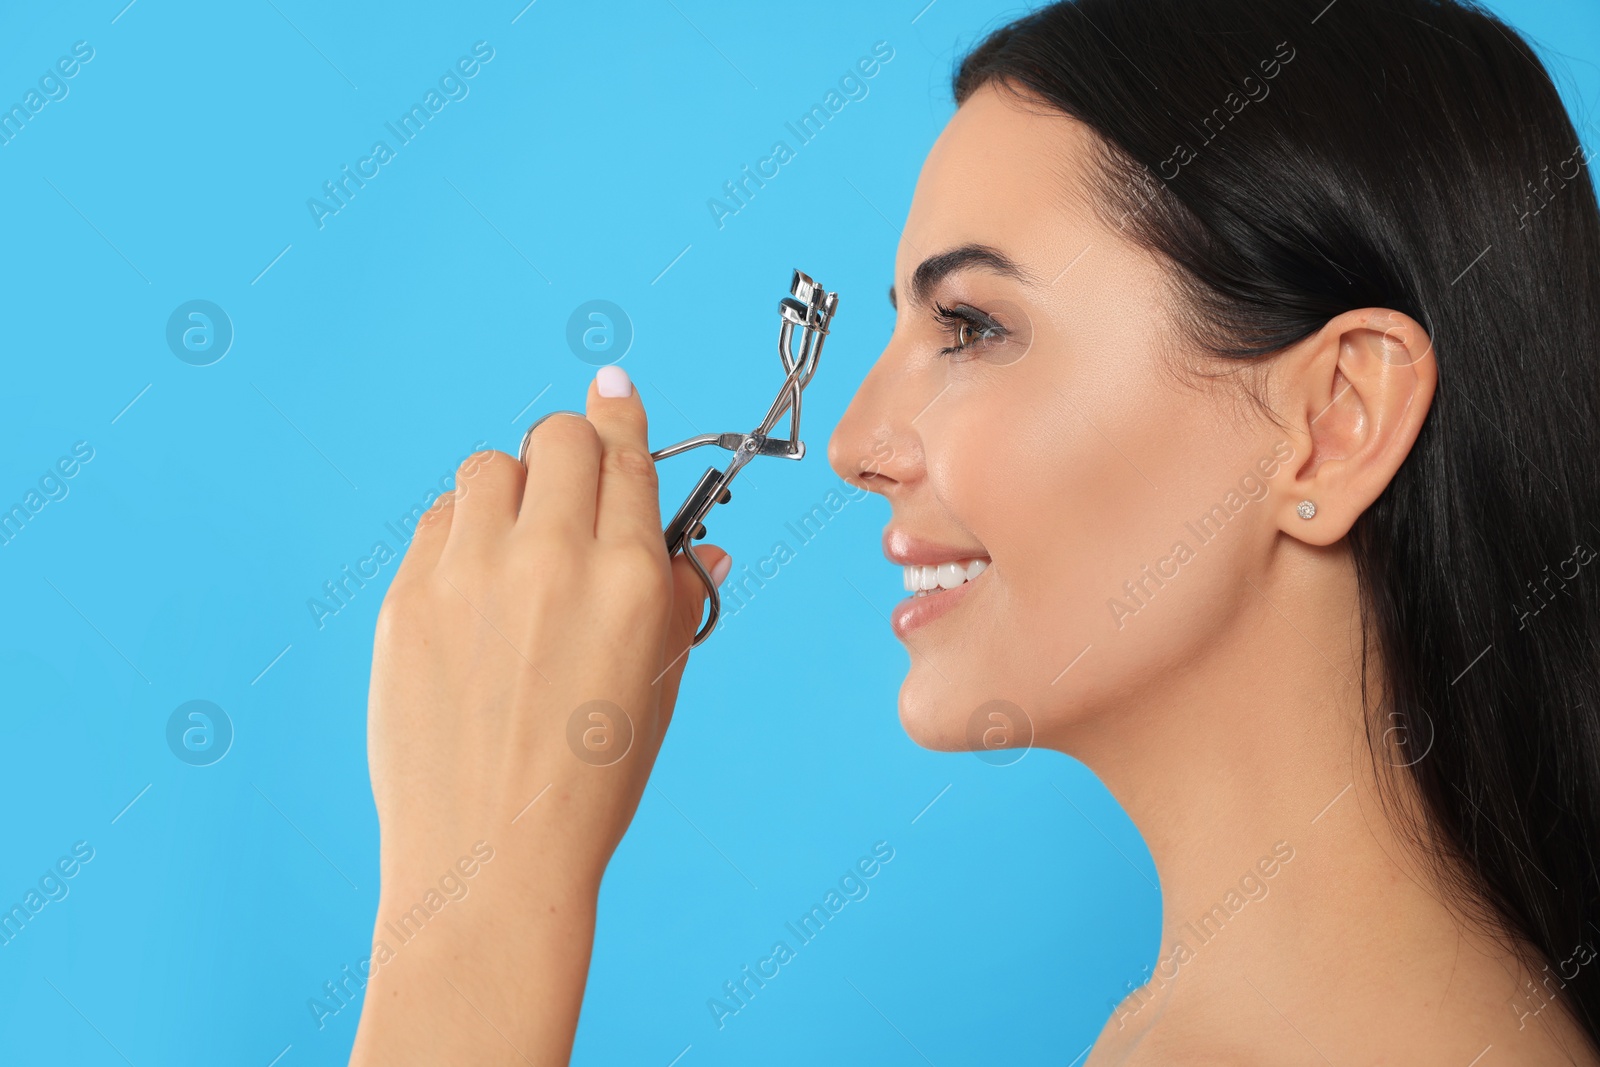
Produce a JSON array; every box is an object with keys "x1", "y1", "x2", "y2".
[
  {"x1": 710, "y1": 554, "x2": 732, "y2": 584},
  {"x1": 596, "y1": 365, "x2": 632, "y2": 398}
]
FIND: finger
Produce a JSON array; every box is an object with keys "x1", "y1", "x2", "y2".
[
  {"x1": 446, "y1": 449, "x2": 524, "y2": 555},
  {"x1": 518, "y1": 411, "x2": 601, "y2": 542},
  {"x1": 394, "y1": 489, "x2": 456, "y2": 580},
  {"x1": 585, "y1": 366, "x2": 665, "y2": 547},
  {"x1": 655, "y1": 544, "x2": 731, "y2": 737}
]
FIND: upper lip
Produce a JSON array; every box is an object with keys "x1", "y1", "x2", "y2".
[{"x1": 882, "y1": 526, "x2": 990, "y2": 566}]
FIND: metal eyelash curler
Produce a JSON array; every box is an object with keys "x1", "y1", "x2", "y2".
[
  {"x1": 650, "y1": 268, "x2": 838, "y2": 646},
  {"x1": 520, "y1": 269, "x2": 838, "y2": 647}
]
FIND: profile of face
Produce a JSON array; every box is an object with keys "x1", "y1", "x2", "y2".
[{"x1": 828, "y1": 83, "x2": 1374, "y2": 755}]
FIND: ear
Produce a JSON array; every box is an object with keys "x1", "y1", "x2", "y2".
[{"x1": 1272, "y1": 309, "x2": 1437, "y2": 546}]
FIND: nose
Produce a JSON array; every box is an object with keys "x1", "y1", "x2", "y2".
[{"x1": 827, "y1": 332, "x2": 927, "y2": 500}]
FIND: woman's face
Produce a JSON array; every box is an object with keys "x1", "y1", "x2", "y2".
[{"x1": 828, "y1": 83, "x2": 1295, "y2": 755}]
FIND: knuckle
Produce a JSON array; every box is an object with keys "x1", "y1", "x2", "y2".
[
  {"x1": 414, "y1": 491, "x2": 455, "y2": 531},
  {"x1": 458, "y1": 449, "x2": 518, "y2": 481},
  {"x1": 601, "y1": 444, "x2": 658, "y2": 483},
  {"x1": 453, "y1": 451, "x2": 522, "y2": 510},
  {"x1": 607, "y1": 544, "x2": 672, "y2": 597},
  {"x1": 529, "y1": 414, "x2": 600, "y2": 456},
  {"x1": 375, "y1": 579, "x2": 410, "y2": 626},
  {"x1": 375, "y1": 571, "x2": 433, "y2": 644},
  {"x1": 387, "y1": 552, "x2": 425, "y2": 597},
  {"x1": 375, "y1": 589, "x2": 408, "y2": 636},
  {"x1": 454, "y1": 447, "x2": 521, "y2": 495},
  {"x1": 456, "y1": 449, "x2": 490, "y2": 481}
]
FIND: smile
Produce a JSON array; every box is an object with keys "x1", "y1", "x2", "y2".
[
  {"x1": 903, "y1": 557, "x2": 990, "y2": 597},
  {"x1": 890, "y1": 557, "x2": 990, "y2": 640}
]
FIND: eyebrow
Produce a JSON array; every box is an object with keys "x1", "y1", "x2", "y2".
[{"x1": 888, "y1": 243, "x2": 1033, "y2": 310}]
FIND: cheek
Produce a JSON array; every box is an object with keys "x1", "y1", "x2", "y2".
[
  {"x1": 904, "y1": 353, "x2": 1268, "y2": 746},
  {"x1": 936, "y1": 358, "x2": 1177, "y2": 641},
  {"x1": 904, "y1": 366, "x2": 1138, "y2": 744}
]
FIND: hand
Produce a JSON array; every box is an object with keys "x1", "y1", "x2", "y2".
[{"x1": 351, "y1": 365, "x2": 729, "y2": 1065}]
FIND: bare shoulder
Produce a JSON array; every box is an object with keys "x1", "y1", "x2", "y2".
[
  {"x1": 1087, "y1": 1017, "x2": 1597, "y2": 1067},
  {"x1": 1081, "y1": 960, "x2": 1600, "y2": 1067}
]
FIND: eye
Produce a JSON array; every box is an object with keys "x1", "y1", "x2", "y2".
[{"x1": 933, "y1": 302, "x2": 1008, "y2": 359}]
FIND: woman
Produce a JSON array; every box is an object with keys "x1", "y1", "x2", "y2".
[{"x1": 350, "y1": 0, "x2": 1600, "y2": 1061}]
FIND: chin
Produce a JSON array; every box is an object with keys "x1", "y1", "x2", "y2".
[
  {"x1": 897, "y1": 649, "x2": 1091, "y2": 760},
  {"x1": 896, "y1": 681, "x2": 970, "y2": 752}
]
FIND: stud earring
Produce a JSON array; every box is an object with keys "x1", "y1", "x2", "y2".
[{"x1": 1296, "y1": 500, "x2": 1317, "y2": 520}]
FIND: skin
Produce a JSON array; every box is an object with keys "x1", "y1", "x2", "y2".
[
  {"x1": 351, "y1": 387, "x2": 728, "y2": 1065},
  {"x1": 351, "y1": 84, "x2": 1599, "y2": 1065}
]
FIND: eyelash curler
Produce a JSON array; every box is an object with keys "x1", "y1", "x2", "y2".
[
  {"x1": 649, "y1": 269, "x2": 838, "y2": 646},
  {"x1": 518, "y1": 269, "x2": 838, "y2": 648}
]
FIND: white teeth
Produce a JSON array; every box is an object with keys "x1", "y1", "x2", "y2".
[{"x1": 903, "y1": 557, "x2": 989, "y2": 596}]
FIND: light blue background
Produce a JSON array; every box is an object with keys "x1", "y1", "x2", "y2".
[{"x1": 0, "y1": 2, "x2": 1593, "y2": 1064}]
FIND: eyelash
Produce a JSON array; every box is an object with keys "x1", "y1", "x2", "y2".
[{"x1": 933, "y1": 302, "x2": 1006, "y2": 358}]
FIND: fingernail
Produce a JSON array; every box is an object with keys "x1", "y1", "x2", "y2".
[
  {"x1": 710, "y1": 553, "x2": 732, "y2": 585},
  {"x1": 596, "y1": 365, "x2": 632, "y2": 398}
]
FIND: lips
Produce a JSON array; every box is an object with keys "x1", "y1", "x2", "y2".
[
  {"x1": 890, "y1": 574, "x2": 984, "y2": 638},
  {"x1": 883, "y1": 527, "x2": 990, "y2": 639},
  {"x1": 882, "y1": 527, "x2": 989, "y2": 566}
]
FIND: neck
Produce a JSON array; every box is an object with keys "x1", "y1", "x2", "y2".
[{"x1": 1066, "y1": 542, "x2": 1449, "y2": 1043}]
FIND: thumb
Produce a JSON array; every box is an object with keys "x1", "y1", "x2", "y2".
[{"x1": 656, "y1": 544, "x2": 731, "y2": 731}]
